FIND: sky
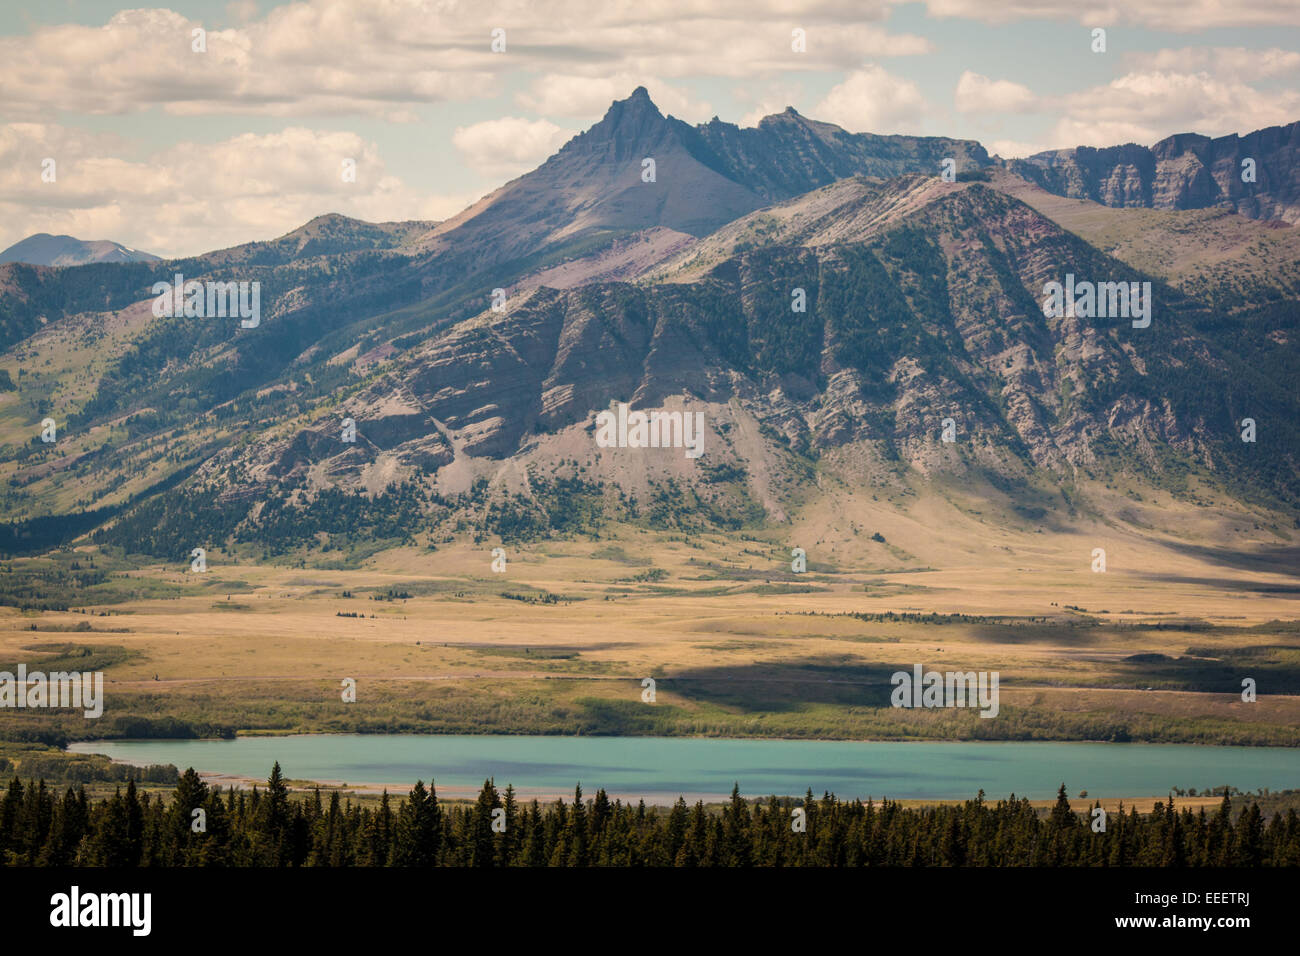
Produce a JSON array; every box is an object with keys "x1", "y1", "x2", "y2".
[{"x1": 1, "y1": 0, "x2": 1297, "y2": 257}]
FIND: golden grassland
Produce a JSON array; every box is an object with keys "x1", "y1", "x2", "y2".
[
  {"x1": 0, "y1": 462, "x2": 1296, "y2": 808},
  {"x1": 2, "y1": 508, "x2": 1297, "y2": 748}
]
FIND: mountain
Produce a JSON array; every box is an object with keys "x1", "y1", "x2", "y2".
[
  {"x1": 411, "y1": 87, "x2": 769, "y2": 269},
  {"x1": 1001, "y1": 121, "x2": 1300, "y2": 223},
  {"x1": 63, "y1": 174, "x2": 1300, "y2": 561},
  {"x1": 188, "y1": 176, "x2": 1293, "y2": 500},
  {"x1": 412, "y1": 87, "x2": 989, "y2": 274},
  {"x1": 0, "y1": 88, "x2": 996, "y2": 454},
  {"x1": 0, "y1": 233, "x2": 161, "y2": 266},
  {"x1": 0, "y1": 91, "x2": 1296, "y2": 561},
  {"x1": 175, "y1": 213, "x2": 436, "y2": 268},
  {"x1": 0, "y1": 89, "x2": 983, "y2": 384},
  {"x1": 0, "y1": 213, "x2": 441, "y2": 356},
  {"x1": 690, "y1": 106, "x2": 990, "y2": 201}
]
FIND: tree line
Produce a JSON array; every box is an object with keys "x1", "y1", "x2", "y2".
[{"x1": 3, "y1": 763, "x2": 1297, "y2": 867}]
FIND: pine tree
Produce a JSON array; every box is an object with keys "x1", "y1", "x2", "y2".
[
  {"x1": 521, "y1": 801, "x2": 546, "y2": 867},
  {"x1": 665, "y1": 797, "x2": 688, "y2": 863},
  {"x1": 90, "y1": 787, "x2": 130, "y2": 867},
  {"x1": 498, "y1": 784, "x2": 518, "y2": 866},
  {"x1": 1236, "y1": 804, "x2": 1264, "y2": 866},
  {"x1": 547, "y1": 797, "x2": 569, "y2": 866},
  {"x1": 567, "y1": 784, "x2": 588, "y2": 867},
  {"x1": 471, "y1": 778, "x2": 499, "y2": 867},
  {"x1": 391, "y1": 780, "x2": 439, "y2": 867},
  {"x1": 0, "y1": 778, "x2": 22, "y2": 863},
  {"x1": 1049, "y1": 784, "x2": 1077, "y2": 830},
  {"x1": 6, "y1": 762, "x2": 1300, "y2": 871},
  {"x1": 166, "y1": 768, "x2": 209, "y2": 865},
  {"x1": 723, "y1": 783, "x2": 751, "y2": 866}
]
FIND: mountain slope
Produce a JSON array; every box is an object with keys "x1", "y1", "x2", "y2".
[
  {"x1": 0, "y1": 233, "x2": 160, "y2": 266},
  {"x1": 176, "y1": 213, "x2": 435, "y2": 268},
  {"x1": 984, "y1": 168, "x2": 1300, "y2": 310},
  {"x1": 68, "y1": 176, "x2": 1296, "y2": 564}
]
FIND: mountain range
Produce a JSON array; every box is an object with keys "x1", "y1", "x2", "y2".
[
  {"x1": 1004, "y1": 122, "x2": 1300, "y2": 224},
  {"x1": 0, "y1": 89, "x2": 1296, "y2": 562}
]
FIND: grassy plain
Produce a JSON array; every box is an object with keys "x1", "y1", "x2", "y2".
[
  {"x1": 3, "y1": 506, "x2": 1297, "y2": 741},
  {"x1": 1, "y1": 459, "x2": 1297, "y2": 804}
]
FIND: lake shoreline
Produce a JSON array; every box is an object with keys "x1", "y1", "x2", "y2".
[
  {"x1": 68, "y1": 733, "x2": 1300, "y2": 806},
  {"x1": 70, "y1": 728, "x2": 1300, "y2": 747},
  {"x1": 182, "y1": 770, "x2": 1235, "y2": 811}
]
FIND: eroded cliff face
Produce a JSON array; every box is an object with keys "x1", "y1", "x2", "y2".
[
  {"x1": 210, "y1": 180, "x2": 1287, "y2": 520},
  {"x1": 1004, "y1": 121, "x2": 1300, "y2": 223}
]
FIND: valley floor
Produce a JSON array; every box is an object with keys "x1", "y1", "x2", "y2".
[{"x1": 3, "y1": 522, "x2": 1298, "y2": 775}]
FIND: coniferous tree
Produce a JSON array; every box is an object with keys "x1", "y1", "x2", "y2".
[
  {"x1": 3, "y1": 764, "x2": 1299, "y2": 870},
  {"x1": 567, "y1": 785, "x2": 588, "y2": 867},
  {"x1": 498, "y1": 784, "x2": 518, "y2": 866},
  {"x1": 723, "y1": 784, "x2": 751, "y2": 866},
  {"x1": 390, "y1": 780, "x2": 439, "y2": 867},
  {"x1": 521, "y1": 800, "x2": 546, "y2": 868},
  {"x1": 471, "y1": 778, "x2": 499, "y2": 867},
  {"x1": 0, "y1": 778, "x2": 22, "y2": 864},
  {"x1": 255, "y1": 763, "x2": 292, "y2": 865}
]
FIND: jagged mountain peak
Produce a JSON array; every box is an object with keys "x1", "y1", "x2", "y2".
[
  {"x1": 578, "y1": 85, "x2": 670, "y2": 143},
  {"x1": 414, "y1": 88, "x2": 997, "y2": 266},
  {"x1": 607, "y1": 84, "x2": 661, "y2": 117},
  {"x1": 758, "y1": 105, "x2": 807, "y2": 124}
]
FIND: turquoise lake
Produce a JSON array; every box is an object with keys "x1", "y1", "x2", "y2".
[{"x1": 68, "y1": 735, "x2": 1300, "y2": 803}]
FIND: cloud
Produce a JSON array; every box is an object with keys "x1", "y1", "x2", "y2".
[
  {"x1": 0, "y1": 123, "x2": 475, "y2": 257},
  {"x1": 922, "y1": 0, "x2": 1300, "y2": 30},
  {"x1": 954, "y1": 72, "x2": 1039, "y2": 113},
  {"x1": 1050, "y1": 71, "x2": 1300, "y2": 147},
  {"x1": 1133, "y1": 47, "x2": 1300, "y2": 80},
  {"x1": 0, "y1": 1, "x2": 930, "y2": 119},
  {"x1": 951, "y1": 61, "x2": 1300, "y2": 152},
  {"x1": 0, "y1": 6, "x2": 491, "y2": 120},
  {"x1": 813, "y1": 65, "x2": 930, "y2": 134},
  {"x1": 736, "y1": 81, "x2": 810, "y2": 127},
  {"x1": 224, "y1": 0, "x2": 260, "y2": 25},
  {"x1": 452, "y1": 117, "x2": 574, "y2": 178}
]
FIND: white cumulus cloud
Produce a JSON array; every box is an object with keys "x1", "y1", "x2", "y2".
[
  {"x1": 1050, "y1": 70, "x2": 1300, "y2": 147},
  {"x1": 1133, "y1": 46, "x2": 1300, "y2": 80},
  {"x1": 954, "y1": 72, "x2": 1040, "y2": 113},
  {"x1": 0, "y1": 123, "x2": 475, "y2": 257},
  {"x1": 923, "y1": 0, "x2": 1299, "y2": 30},
  {"x1": 452, "y1": 118, "x2": 574, "y2": 179},
  {"x1": 814, "y1": 66, "x2": 930, "y2": 134},
  {"x1": 0, "y1": 1, "x2": 931, "y2": 119}
]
